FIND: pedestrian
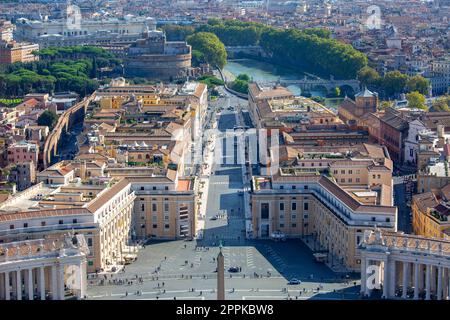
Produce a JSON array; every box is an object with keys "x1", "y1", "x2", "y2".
[
  {"x1": 162, "y1": 282, "x2": 165, "y2": 287},
  {"x1": 125, "y1": 291, "x2": 128, "y2": 296}
]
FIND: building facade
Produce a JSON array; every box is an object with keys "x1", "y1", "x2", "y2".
[
  {"x1": 360, "y1": 229, "x2": 450, "y2": 300},
  {"x1": 0, "y1": 41, "x2": 39, "y2": 65},
  {"x1": 0, "y1": 234, "x2": 89, "y2": 300},
  {"x1": 250, "y1": 169, "x2": 397, "y2": 271}
]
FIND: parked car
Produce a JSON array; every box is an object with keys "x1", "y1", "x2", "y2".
[
  {"x1": 288, "y1": 278, "x2": 301, "y2": 285},
  {"x1": 228, "y1": 267, "x2": 239, "y2": 273}
]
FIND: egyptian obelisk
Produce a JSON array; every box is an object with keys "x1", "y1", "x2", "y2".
[{"x1": 217, "y1": 243, "x2": 225, "y2": 300}]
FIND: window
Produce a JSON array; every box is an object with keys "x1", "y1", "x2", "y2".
[
  {"x1": 304, "y1": 203, "x2": 309, "y2": 210},
  {"x1": 341, "y1": 170, "x2": 345, "y2": 174},
  {"x1": 164, "y1": 215, "x2": 169, "y2": 221},
  {"x1": 23, "y1": 223, "x2": 28, "y2": 228},
  {"x1": 304, "y1": 214, "x2": 309, "y2": 219},
  {"x1": 153, "y1": 186, "x2": 157, "y2": 190},
  {"x1": 292, "y1": 185, "x2": 296, "y2": 190},
  {"x1": 349, "y1": 170, "x2": 353, "y2": 174},
  {"x1": 59, "y1": 220, "x2": 63, "y2": 224},
  {"x1": 261, "y1": 203, "x2": 269, "y2": 219},
  {"x1": 291, "y1": 202, "x2": 297, "y2": 211},
  {"x1": 280, "y1": 223, "x2": 284, "y2": 228},
  {"x1": 164, "y1": 224, "x2": 170, "y2": 229},
  {"x1": 41, "y1": 221, "x2": 46, "y2": 226},
  {"x1": 371, "y1": 217, "x2": 376, "y2": 222},
  {"x1": 72, "y1": 219, "x2": 77, "y2": 224},
  {"x1": 165, "y1": 186, "x2": 169, "y2": 191},
  {"x1": 152, "y1": 203, "x2": 157, "y2": 212},
  {"x1": 304, "y1": 185, "x2": 308, "y2": 190},
  {"x1": 291, "y1": 214, "x2": 297, "y2": 220},
  {"x1": 280, "y1": 185, "x2": 284, "y2": 190},
  {"x1": 140, "y1": 186, "x2": 145, "y2": 191},
  {"x1": 386, "y1": 218, "x2": 390, "y2": 222},
  {"x1": 141, "y1": 204, "x2": 145, "y2": 211},
  {"x1": 348, "y1": 178, "x2": 352, "y2": 183},
  {"x1": 9, "y1": 225, "x2": 14, "y2": 230},
  {"x1": 164, "y1": 203, "x2": 169, "y2": 212},
  {"x1": 279, "y1": 203, "x2": 284, "y2": 211},
  {"x1": 88, "y1": 238, "x2": 93, "y2": 246},
  {"x1": 153, "y1": 224, "x2": 158, "y2": 229},
  {"x1": 356, "y1": 178, "x2": 360, "y2": 183},
  {"x1": 292, "y1": 223, "x2": 297, "y2": 228}
]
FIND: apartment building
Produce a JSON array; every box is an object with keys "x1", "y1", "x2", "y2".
[
  {"x1": 0, "y1": 41, "x2": 39, "y2": 65},
  {"x1": 7, "y1": 141, "x2": 39, "y2": 167},
  {"x1": 412, "y1": 184, "x2": 450, "y2": 240}
]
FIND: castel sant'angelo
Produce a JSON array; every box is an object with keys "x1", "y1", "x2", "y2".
[{"x1": 125, "y1": 27, "x2": 192, "y2": 81}]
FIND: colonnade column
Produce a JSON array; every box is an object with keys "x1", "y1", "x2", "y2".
[
  {"x1": 360, "y1": 257, "x2": 367, "y2": 296},
  {"x1": 80, "y1": 261, "x2": 87, "y2": 299},
  {"x1": 57, "y1": 265, "x2": 65, "y2": 300},
  {"x1": 414, "y1": 263, "x2": 420, "y2": 300},
  {"x1": 51, "y1": 266, "x2": 57, "y2": 300},
  {"x1": 4, "y1": 272, "x2": 10, "y2": 300},
  {"x1": 39, "y1": 266, "x2": 45, "y2": 300},
  {"x1": 27, "y1": 268, "x2": 33, "y2": 300},
  {"x1": 437, "y1": 266, "x2": 443, "y2": 300},
  {"x1": 425, "y1": 264, "x2": 431, "y2": 300},
  {"x1": 402, "y1": 262, "x2": 409, "y2": 299},
  {"x1": 382, "y1": 259, "x2": 389, "y2": 299},
  {"x1": 0, "y1": 272, "x2": 5, "y2": 300},
  {"x1": 16, "y1": 270, "x2": 22, "y2": 300}
]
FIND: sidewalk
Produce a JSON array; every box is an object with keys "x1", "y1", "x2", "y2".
[{"x1": 195, "y1": 119, "x2": 217, "y2": 238}]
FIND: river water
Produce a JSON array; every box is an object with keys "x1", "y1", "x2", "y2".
[{"x1": 223, "y1": 58, "x2": 328, "y2": 98}]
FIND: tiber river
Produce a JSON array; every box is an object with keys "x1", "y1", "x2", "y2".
[{"x1": 223, "y1": 58, "x2": 344, "y2": 108}]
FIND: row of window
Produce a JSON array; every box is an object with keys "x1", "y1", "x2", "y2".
[
  {"x1": 139, "y1": 186, "x2": 169, "y2": 191},
  {"x1": 278, "y1": 185, "x2": 308, "y2": 190},
  {"x1": 9, "y1": 218, "x2": 79, "y2": 229},
  {"x1": 278, "y1": 202, "x2": 309, "y2": 211},
  {"x1": 333, "y1": 169, "x2": 361, "y2": 175}
]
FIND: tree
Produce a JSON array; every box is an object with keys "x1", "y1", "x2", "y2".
[
  {"x1": 382, "y1": 71, "x2": 408, "y2": 98},
  {"x1": 37, "y1": 110, "x2": 58, "y2": 130},
  {"x1": 357, "y1": 66, "x2": 381, "y2": 88},
  {"x1": 432, "y1": 95, "x2": 450, "y2": 112},
  {"x1": 236, "y1": 73, "x2": 250, "y2": 82},
  {"x1": 406, "y1": 91, "x2": 427, "y2": 110},
  {"x1": 332, "y1": 87, "x2": 341, "y2": 97},
  {"x1": 380, "y1": 100, "x2": 394, "y2": 110},
  {"x1": 187, "y1": 32, "x2": 227, "y2": 69},
  {"x1": 406, "y1": 75, "x2": 430, "y2": 95}
]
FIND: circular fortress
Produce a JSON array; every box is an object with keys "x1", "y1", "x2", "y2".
[{"x1": 125, "y1": 30, "x2": 192, "y2": 81}]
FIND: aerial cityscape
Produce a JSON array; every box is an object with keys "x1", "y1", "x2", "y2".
[{"x1": 0, "y1": 0, "x2": 449, "y2": 305}]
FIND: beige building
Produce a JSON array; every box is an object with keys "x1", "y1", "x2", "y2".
[
  {"x1": 412, "y1": 185, "x2": 450, "y2": 240},
  {"x1": 0, "y1": 41, "x2": 39, "y2": 65},
  {"x1": 250, "y1": 167, "x2": 397, "y2": 271},
  {"x1": 0, "y1": 177, "x2": 136, "y2": 274}
]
